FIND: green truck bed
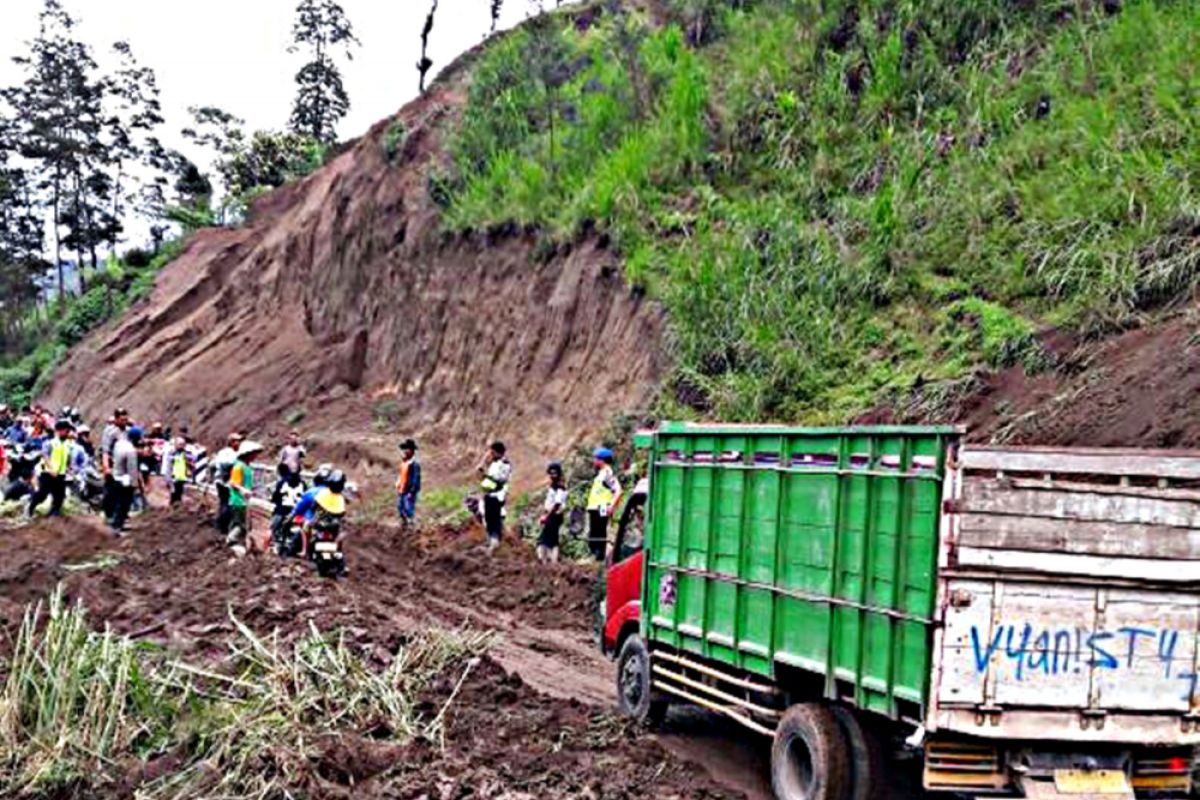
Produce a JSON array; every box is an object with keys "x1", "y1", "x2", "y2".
[{"x1": 642, "y1": 422, "x2": 960, "y2": 719}]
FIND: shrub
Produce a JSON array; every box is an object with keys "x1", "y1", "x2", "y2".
[{"x1": 438, "y1": 0, "x2": 1198, "y2": 422}]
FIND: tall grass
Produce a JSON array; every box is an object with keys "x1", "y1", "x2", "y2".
[
  {"x1": 0, "y1": 588, "x2": 492, "y2": 798},
  {"x1": 441, "y1": 0, "x2": 1198, "y2": 421}
]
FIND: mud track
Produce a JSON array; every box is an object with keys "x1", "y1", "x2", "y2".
[{"x1": 0, "y1": 504, "x2": 925, "y2": 798}]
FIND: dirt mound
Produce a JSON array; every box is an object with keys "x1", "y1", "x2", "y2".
[
  {"x1": 42, "y1": 74, "x2": 664, "y2": 490},
  {"x1": 865, "y1": 312, "x2": 1200, "y2": 448}
]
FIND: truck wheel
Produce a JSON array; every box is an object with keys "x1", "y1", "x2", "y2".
[
  {"x1": 771, "y1": 703, "x2": 850, "y2": 800},
  {"x1": 616, "y1": 635, "x2": 668, "y2": 727},
  {"x1": 832, "y1": 706, "x2": 888, "y2": 800}
]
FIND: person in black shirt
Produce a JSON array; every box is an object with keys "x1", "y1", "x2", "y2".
[{"x1": 270, "y1": 464, "x2": 308, "y2": 553}]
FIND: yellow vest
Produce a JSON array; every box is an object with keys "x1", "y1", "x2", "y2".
[
  {"x1": 587, "y1": 466, "x2": 617, "y2": 512},
  {"x1": 44, "y1": 439, "x2": 70, "y2": 477},
  {"x1": 172, "y1": 452, "x2": 189, "y2": 481}
]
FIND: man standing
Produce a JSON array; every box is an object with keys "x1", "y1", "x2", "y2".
[
  {"x1": 168, "y1": 437, "x2": 191, "y2": 506},
  {"x1": 27, "y1": 419, "x2": 73, "y2": 518},
  {"x1": 100, "y1": 408, "x2": 130, "y2": 527},
  {"x1": 278, "y1": 430, "x2": 306, "y2": 476},
  {"x1": 227, "y1": 440, "x2": 263, "y2": 549},
  {"x1": 212, "y1": 433, "x2": 242, "y2": 535},
  {"x1": 110, "y1": 426, "x2": 144, "y2": 534},
  {"x1": 587, "y1": 447, "x2": 623, "y2": 561},
  {"x1": 395, "y1": 438, "x2": 422, "y2": 529},
  {"x1": 478, "y1": 441, "x2": 512, "y2": 553}
]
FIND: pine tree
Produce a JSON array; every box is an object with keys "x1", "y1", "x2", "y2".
[
  {"x1": 105, "y1": 40, "x2": 165, "y2": 252},
  {"x1": 4, "y1": 0, "x2": 103, "y2": 300},
  {"x1": 288, "y1": 0, "x2": 359, "y2": 144},
  {"x1": 0, "y1": 115, "x2": 45, "y2": 353}
]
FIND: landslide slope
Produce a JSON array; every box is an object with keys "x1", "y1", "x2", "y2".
[
  {"x1": 46, "y1": 0, "x2": 1200, "y2": 461},
  {"x1": 45, "y1": 66, "x2": 665, "y2": 480}
]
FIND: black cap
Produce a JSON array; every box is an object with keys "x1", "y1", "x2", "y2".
[
  {"x1": 114, "y1": 407, "x2": 129, "y2": 417},
  {"x1": 399, "y1": 438, "x2": 418, "y2": 451}
]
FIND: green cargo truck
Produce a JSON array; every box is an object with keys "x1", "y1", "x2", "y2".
[{"x1": 604, "y1": 423, "x2": 1200, "y2": 799}]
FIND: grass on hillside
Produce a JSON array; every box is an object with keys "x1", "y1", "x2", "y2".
[
  {"x1": 0, "y1": 588, "x2": 492, "y2": 798},
  {"x1": 438, "y1": 0, "x2": 1198, "y2": 422},
  {"x1": 0, "y1": 240, "x2": 185, "y2": 409}
]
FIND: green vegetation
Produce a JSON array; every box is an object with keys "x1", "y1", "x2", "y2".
[
  {"x1": 0, "y1": 588, "x2": 492, "y2": 797},
  {"x1": 0, "y1": 241, "x2": 184, "y2": 409},
  {"x1": 442, "y1": 0, "x2": 1199, "y2": 421}
]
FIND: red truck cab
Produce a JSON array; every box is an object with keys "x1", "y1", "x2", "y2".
[{"x1": 603, "y1": 477, "x2": 648, "y2": 656}]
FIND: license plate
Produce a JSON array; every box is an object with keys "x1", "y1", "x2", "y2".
[
  {"x1": 1054, "y1": 769, "x2": 1130, "y2": 794},
  {"x1": 314, "y1": 542, "x2": 337, "y2": 554}
]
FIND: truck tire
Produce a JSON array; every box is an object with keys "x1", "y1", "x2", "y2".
[
  {"x1": 771, "y1": 703, "x2": 850, "y2": 800},
  {"x1": 616, "y1": 635, "x2": 668, "y2": 727},
  {"x1": 832, "y1": 706, "x2": 888, "y2": 800}
]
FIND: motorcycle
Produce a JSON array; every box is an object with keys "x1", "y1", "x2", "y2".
[
  {"x1": 2, "y1": 446, "x2": 42, "y2": 503},
  {"x1": 307, "y1": 515, "x2": 346, "y2": 579},
  {"x1": 71, "y1": 465, "x2": 106, "y2": 512}
]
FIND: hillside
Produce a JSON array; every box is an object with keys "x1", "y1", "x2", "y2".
[
  {"x1": 44, "y1": 73, "x2": 665, "y2": 483},
  {"x1": 44, "y1": 0, "x2": 1200, "y2": 478}
]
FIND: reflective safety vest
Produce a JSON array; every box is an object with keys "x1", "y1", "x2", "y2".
[
  {"x1": 44, "y1": 438, "x2": 70, "y2": 477},
  {"x1": 172, "y1": 451, "x2": 189, "y2": 481},
  {"x1": 587, "y1": 466, "x2": 617, "y2": 513}
]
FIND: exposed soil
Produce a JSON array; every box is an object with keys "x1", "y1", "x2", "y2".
[
  {"x1": 0, "y1": 503, "x2": 745, "y2": 799},
  {"x1": 865, "y1": 311, "x2": 1200, "y2": 448},
  {"x1": 41, "y1": 67, "x2": 665, "y2": 493}
]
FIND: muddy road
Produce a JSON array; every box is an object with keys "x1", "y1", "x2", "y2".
[{"x1": 0, "y1": 504, "x2": 927, "y2": 798}]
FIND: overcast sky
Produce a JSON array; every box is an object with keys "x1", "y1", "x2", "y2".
[{"x1": 0, "y1": 0, "x2": 549, "y2": 241}]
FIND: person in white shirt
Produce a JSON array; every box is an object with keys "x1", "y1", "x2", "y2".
[
  {"x1": 538, "y1": 462, "x2": 568, "y2": 564},
  {"x1": 278, "y1": 430, "x2": 306, "y2": 475}
]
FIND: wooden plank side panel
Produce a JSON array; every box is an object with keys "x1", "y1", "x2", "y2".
[
  {"x1": 961, "y1": 447, "x2": 1200, "y2": 480},
  {"x1": 1094, "y1": 591, "x2": 1199, "y2": 712},
  {"x1": 962, "y1": 479, "x2": 1200, "y2": 529},
  {"x1": 956, "y1": 547, "x2": 1200, "y2": 582},
  {"x1": 958, "y1": 514, "x2": 1200, "y2": 560}
]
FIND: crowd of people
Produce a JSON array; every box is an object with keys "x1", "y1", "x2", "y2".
[
  {"x1": 2, "y1": 401, "x2": 640, "y2": 572},
  {"x1": 0, "y1": 405, "x2": 351, "y2": 568}
]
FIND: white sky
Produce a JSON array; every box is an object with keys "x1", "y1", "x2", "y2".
[{"x1": 0, "y1": 0, "x2": 555, "y2": 247}]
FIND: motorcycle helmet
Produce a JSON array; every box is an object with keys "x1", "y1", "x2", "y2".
[
  {"x1": 326, "y1": 469, "x2": 346, "y2": 494},
  {"x1": 317, "y1": 490, "x2": 346, "y2": 516},
  {"x1": 312, "y1": 463, "x2": 334, "y2": 487}
]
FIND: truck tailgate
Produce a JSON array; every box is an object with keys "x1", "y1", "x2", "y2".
[{"x1": 931, "y1": 446, "x2": 1200, "y2": 744}]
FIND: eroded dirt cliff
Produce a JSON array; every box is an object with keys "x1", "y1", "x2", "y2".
[{"x1": 45, "y1": 81, "x2": 665, "y2": 484}]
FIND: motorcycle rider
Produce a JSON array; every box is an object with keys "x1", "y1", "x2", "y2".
[
  {"x1": 292, "y1": 469, "x2": 348, "y2": 569},
  {"x1": 27, "y1": 419, "x2": 74, "y2": 518},
  {"x1": 75, "y1": 426, "x2": 95, "y2": 460},
  {"x1": 269, "y1": 464, "x2": 308, "y2": 552}
]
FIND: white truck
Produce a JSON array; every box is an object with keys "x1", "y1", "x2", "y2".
[{"x1": 928, "y1": 445, "x2": 1200, "y2": 798}]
